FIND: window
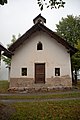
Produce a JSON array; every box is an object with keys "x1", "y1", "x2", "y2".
[
  {"x1": 55, "y1": 68, "x2": 60, "y2": 76},
  {"x1": 37, "y1": 42, "x2": 43, "y2": 50},
  {"x1": 22, "y1": 68, "x2": 27, "y2": 76}
]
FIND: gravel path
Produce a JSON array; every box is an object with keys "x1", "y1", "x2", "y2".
[
  {"x1": 0, "y1": 90, "x2": 80, "y2": 104},
  {"x1": 0, "y1": 97, "x2": 80, "y2": 104}
]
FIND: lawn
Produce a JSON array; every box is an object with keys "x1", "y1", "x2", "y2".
[
  {"x1": 0, "y1": 80, "x2": 9, "y2": 93},
  {"x1": 0, "y1": 80, "x2": 80, "y2": 120},
  {"x1": 0, "y1": 100, "x2": 80, "y2": 120}
]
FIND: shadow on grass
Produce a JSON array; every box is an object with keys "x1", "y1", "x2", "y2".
[{"x1": 0, "y1": 103, "x2": 15, "y2": 120}]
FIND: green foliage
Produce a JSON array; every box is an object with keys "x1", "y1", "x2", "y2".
[
  {"x1": 56, "y1": 15, "x2": 80, "y2": 46},
  {"x1": 0, "y1": 0, "x2": 65, "y2": 9},
  {"x1": 0, "y1": 0, "x2": 7, "y2": 5},
  {"x1": 37, "y1": 0, "x2": 65, "y2": 11},
  {"x1": 72, "y1": 40, "x2": 80, "y2": 70},
  {"x1": 2, "y1": 35, "x2": 17, "y2": 66},
  {"x1": 56, "y1": 15, "x2": 80, "y2": 72},
  {"x1": 7, "y1": 35, "x2": 17, "y2": 48},
  {"x1": 18, "y1": 33, "x2": 21, "y2": 39},
  {"x1": 1, "y1": 55, "x2": 11, "y2": 66}
]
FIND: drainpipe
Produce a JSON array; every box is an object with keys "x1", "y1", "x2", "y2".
[{"x1": 70, "y1": 53, "x2": 74, "y2": 84}]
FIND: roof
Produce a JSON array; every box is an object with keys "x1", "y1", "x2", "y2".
[
  {"x1": 33, "y1": 14, "x2": 46, "y2": 24},
  {"x1": 8, "y1": 22, "x2": 77, "y2": 56},
  {"x1": 0, "y1": 43, "x2": 13, "y2": 58}
]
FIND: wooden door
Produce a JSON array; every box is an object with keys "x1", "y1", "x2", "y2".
[{"x1": 35, "y1": 63, "x2": 45, "y2": 83}]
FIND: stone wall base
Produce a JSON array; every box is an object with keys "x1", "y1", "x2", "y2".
[{"x1": 9, "y1": 76, "x2": 72, "y2": 92}]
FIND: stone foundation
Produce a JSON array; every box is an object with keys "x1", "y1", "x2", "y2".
[
  {"x1": 47, "y1": 75, "x2": 72, "y2": 88},
  {"x1": 9, "y1": 76, "x2": 72, "y2": 92}
]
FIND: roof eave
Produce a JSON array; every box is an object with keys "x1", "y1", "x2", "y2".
[{"x1": 8, "y1": 23, "x2": 78, "y2": 55}]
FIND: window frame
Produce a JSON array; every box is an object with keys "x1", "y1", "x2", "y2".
[
  {"x1": 55, "y1": 68, "x2": 60, "y2": 76},
  {"x1": 21, "y1": 68, "x2": 27, "y2": 76},
  {"x1": 37, "y1": 42, "x2": 43, "y2": 50}
]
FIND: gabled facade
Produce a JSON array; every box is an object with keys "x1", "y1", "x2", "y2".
[{"x1": 8, "y1": 14, "x2": 77, "y2": 91}]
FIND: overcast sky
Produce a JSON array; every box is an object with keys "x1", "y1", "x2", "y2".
[{"x1": 0, "y1": 0, "x2": 80, "y2": 47}]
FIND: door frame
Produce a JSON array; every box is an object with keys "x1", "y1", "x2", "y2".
[{"x1": 35, "y1": 63, "x2": 45, "y2": 84}]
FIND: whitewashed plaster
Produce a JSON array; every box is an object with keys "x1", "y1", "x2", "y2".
[{"x1": 10, "y1": 31, "x2": 72, "y2": 80}]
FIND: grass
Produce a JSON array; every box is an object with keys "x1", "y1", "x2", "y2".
[
  {"x1": 0, "y1": 81, "x2": 80, "y2": 120},
  {"x1": 76, "y1": 80, "x2": 80, "y2": 89},
  {"x1": 0, "y1": 80, "x2": 9, "y2": 93},
  {"x1": 0, "y1": 100, "x2": 80, "y2": 120}
]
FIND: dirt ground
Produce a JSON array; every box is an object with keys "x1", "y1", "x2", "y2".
[{"x1": 0, "y1": 104, "x2": 15, "y2": 120}]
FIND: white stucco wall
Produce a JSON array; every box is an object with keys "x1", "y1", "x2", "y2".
[
  {"x1": 10, "y1": 31, "x2": 72, "y2": 80},
  {"x1": 0, "y1": 60, "x2": 9, "y2": 80}
]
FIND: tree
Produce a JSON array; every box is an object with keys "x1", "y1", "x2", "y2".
[
  {"x1": 71, "y1": 40, "x2": 80, "y2": 84},
  {"x1": 37, "y1": 0, "x2": 65, "y2": 11},
  {"x1": 7, "y1": 35, "x2": 16, "y2": 48},
  {"x1": 2, "y1": 34, "x2": 21, "y2": 66},
  {"x1": 56, "y1": 15, "x2": 80, "y2": 46},
  {"x1": 18, "y1": 33, "x2": 21, "y2": 39},
  {"x1": 0, "y1": 0, "x2": 65, "y2": 10},
  {"x1": 56, "y1": 15, "x2": 80, "y2": 84},
  {"x1": 0, "y1": 0, "x2": 7, "y2": 5}
]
